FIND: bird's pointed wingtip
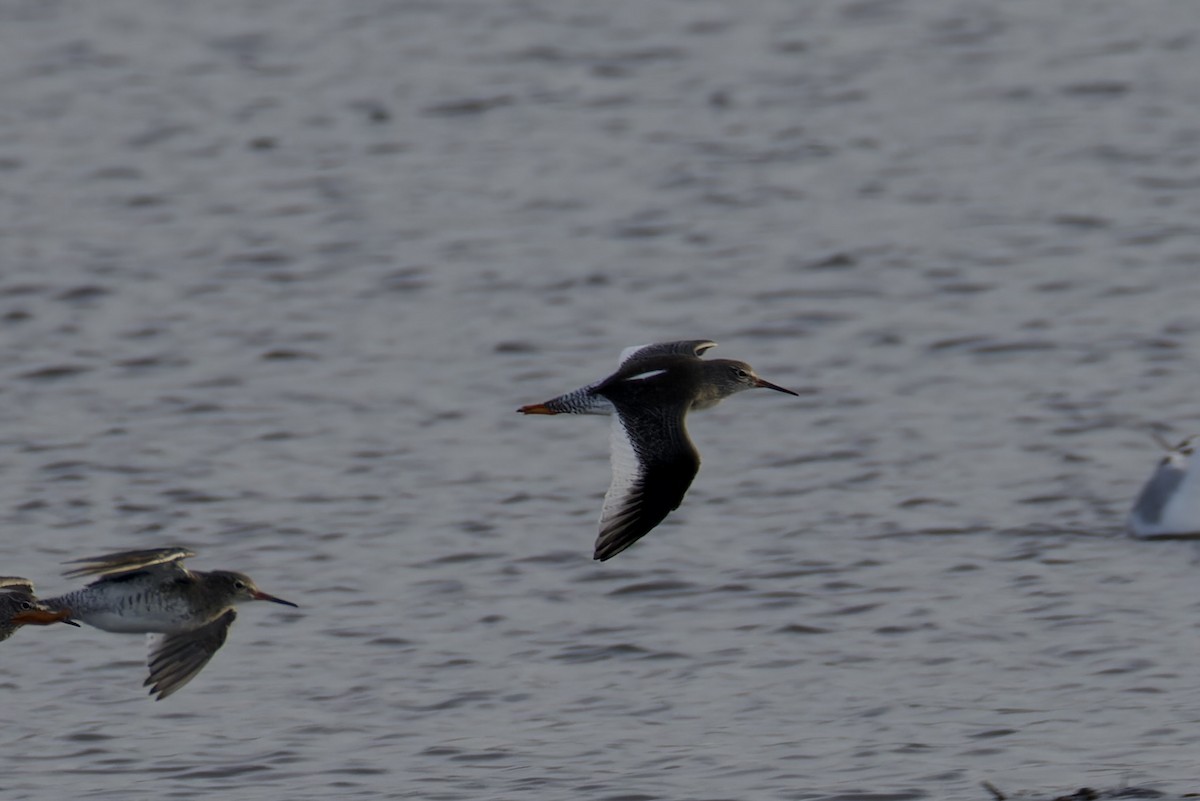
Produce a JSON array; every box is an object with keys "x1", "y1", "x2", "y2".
[{"x1": 592, "y1": 532, "x2": 637, "y2": 562}]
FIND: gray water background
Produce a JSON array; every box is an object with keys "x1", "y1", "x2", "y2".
[{"x1": 2, "y1": 1, "x2": 1200, "y2": 798}]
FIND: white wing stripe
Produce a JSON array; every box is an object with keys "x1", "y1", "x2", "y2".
[
  {"x1": 601, "y1": 415, "x2": 643, "y2": 527},
  {"x1": 623, "y1": 369, "x2": 667, "y2": 382}
]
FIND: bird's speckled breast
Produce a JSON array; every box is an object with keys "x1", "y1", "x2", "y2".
[{"x1": 47, "y1": 580, "x2": 209, "y2": 634}]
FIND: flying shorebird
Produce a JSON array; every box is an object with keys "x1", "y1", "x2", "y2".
[
  {"x1": 0, "y1": 577, "x2": 77, "y2": 642},
  {"x1": 518, "y1": 340, "x2": 799, "y2": 560},
  {"x1": 42, "y1": 547, "x2": 297, "y2": 699}
]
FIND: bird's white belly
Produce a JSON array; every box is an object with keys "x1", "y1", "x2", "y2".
[
  {"x1": 81, "y1": 608, "x2": 189, "y2": 633},
  {"x1": 62, "y1": 578, "x2": 200, "y2": 633},
  {"x1": 1156, "y1": 482, "x2": 1200, "y2": 534},
  {"x1": 1129, "y1": 458, "x2": 1200, "y2": 537}
]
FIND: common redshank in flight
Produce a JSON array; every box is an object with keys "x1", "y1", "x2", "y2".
[
  {"x1": 0, "y1": 577, "x2": 77, "y2": 642},
  {"x1": 42, "y1": 547, "x2": 298, "y2": 699},
  {"x1": 518, "y1": 340, "x2": 799, "y2": 560},
  {"x1": 1128, "y1": 434, "x2": 1200, "y2": 538}
]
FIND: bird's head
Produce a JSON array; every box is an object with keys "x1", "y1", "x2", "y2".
[
  {"x1": 211, "y1": 571, "x2": 298, "y2": 608},
  {"x1": 713, "y1": 359, "x2": 799, "y2": 397}
]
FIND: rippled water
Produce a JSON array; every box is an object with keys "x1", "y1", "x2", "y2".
[{"x1": 3, "y1": 1, "x2": 1200, "y2": 799}]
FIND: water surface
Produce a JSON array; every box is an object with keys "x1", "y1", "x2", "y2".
[{"x1": 2, "y1": 1, "x2": 1200, "y2": 799}]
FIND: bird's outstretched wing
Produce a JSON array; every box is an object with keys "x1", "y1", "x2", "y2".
[
  {"x1": 63, "y1": 547, "x2": 196, "y2": 580},
  {"x1": 594, "y1": 403, "x2": 700, "y2": 561},
  {"x1": 617, "y1": 340, "x2": 716, "y2": 368},
  {"x1": 0, "y1": 577, "x2": 36, "y2": 594},
  {"x1": 145, "y1": 609, "x2": 236, "y2": 700}
]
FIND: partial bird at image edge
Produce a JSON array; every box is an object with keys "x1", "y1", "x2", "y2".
[
  {"x1": 1128, "y1": 434, "x2": 1200, "y2": 539},
  {"x1": 0, "y1": 577, "x2": 78, "y2": 643}
]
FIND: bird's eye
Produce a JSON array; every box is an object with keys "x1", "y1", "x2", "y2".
[
  {"x1": 734, "y1": 368, "x2": 749, "y2": 378},
  {"x1": 18, "y1": 601, "x2": 33, "y2": 611},
  {"x1": 234, "y1": 580, "x2": 246, "y2": 590}
]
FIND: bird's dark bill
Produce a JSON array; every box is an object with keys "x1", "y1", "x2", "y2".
[
  {"x1": 753, "y1": 377, "x2": 800, "y2": 396},
  {"x1": 253, "y1": 590, "x2": 299, "y2": 608}
]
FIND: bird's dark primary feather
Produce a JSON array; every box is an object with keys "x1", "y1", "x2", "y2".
[
  {"x1": 145, "y1": 609, "x2": 236, "y2": 700},
  {"x1": 63, "y1": 547, "x2": 195, "y2": 579},
  {"x1": 593, "y1": 393, "x2": 700, "y2": 561},
  {"x1": 617, "y1": 339, "x2": 716, "y2": 369}
]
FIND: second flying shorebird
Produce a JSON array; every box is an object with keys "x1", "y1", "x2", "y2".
[
  {"x1": 518, "y1": 340, "x2": 799, "y2": 560},
  {"x1": 0, "y1": 577, "x2": 77, "y2": 642},
  {"x1": 42, "y1": 547, "x2": 297, "y2": 700}
]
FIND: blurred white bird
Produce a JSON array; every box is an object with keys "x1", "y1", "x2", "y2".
[{"x1": 1128, "y1": 434, "x2": 1200, "y2": 538}]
